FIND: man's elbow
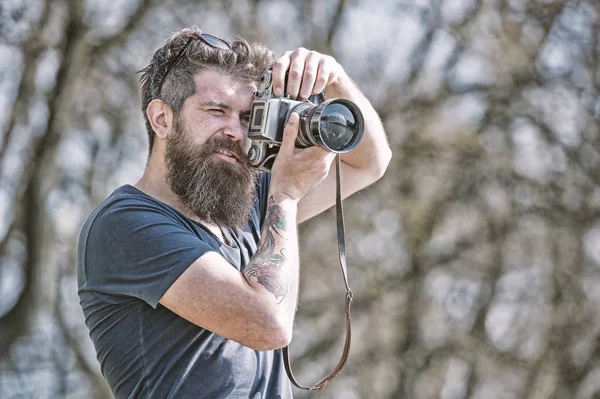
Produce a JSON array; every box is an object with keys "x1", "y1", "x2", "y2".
[
  {"x1": 249, "y1": 318, "x2": 293, "y2": 351},
  {"x1": 260, "y1": 329, "x2": 292, "y2": 351},
  {"x1": 241, "y1": 307, "x2": 293, "y2": 351},
  {"x1": 370, "y1": 146, "x2": 392, "y2": 182}
]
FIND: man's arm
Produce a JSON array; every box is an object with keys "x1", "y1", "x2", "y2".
[
  {"x1": 159, "y1": 114, "x2": 334, "y2": 351},
  {"x1": 159, "y1": 194, "x2": 298, "y2": 351},
  {"x1": 271, "y1": 48, "x2": 392, "y2": 223}
]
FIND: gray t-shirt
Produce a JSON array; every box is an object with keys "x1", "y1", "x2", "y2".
[{"x1": 77, "y1": 173, "x2": 292, "y2": 398}]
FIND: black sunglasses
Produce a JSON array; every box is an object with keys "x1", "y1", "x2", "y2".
[{"x1": 156, "y1": 33, "x2": 231, "y2": 98}]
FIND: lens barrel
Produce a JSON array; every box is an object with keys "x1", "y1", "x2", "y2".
[{"x1": 295, "y1": 99, "x2": 364, "y2": 153}]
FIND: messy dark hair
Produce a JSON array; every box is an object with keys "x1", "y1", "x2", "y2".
[{"x1": 139, "y1": 27, "x2": 274, "y2": 153}]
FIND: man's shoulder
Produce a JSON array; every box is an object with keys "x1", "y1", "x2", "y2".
[
  {"x1": 86, "y1": 185, "x2": 175, "y2": 224},
  {"x1": 101, "y1": 184, "x2": 162, "y2": 211},
  {"x1": 78, "y1": 185, "x2": 184, "y2": 249},
  {"x1": 76, "y1": 184, "x2": 207, "y2": 293}
]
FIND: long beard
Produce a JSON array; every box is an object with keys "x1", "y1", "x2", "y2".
[{"x1": 165, "y1": 122, "x2": 257, "y2": 230}]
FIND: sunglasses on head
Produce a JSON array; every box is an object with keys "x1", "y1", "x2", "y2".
[{"x1": 156, "y1": 33, "x2": 231, "y2": 97}]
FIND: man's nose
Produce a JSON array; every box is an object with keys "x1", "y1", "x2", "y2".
[
  {"x1": 223, "y1": 117, "x2": 252, "y2": 154},
  {"x1": 223, "y1": 116, "x2": 246, "y2": 142}
]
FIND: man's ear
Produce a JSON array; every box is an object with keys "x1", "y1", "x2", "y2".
[{"x1": 146, "y1": 99, "x2": 173, "y2": 140}]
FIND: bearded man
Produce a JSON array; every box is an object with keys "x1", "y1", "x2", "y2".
[{"x1": 77, "y1": 27, "x2": 391, "y2": 398}]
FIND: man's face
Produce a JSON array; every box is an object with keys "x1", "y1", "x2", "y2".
[{"x1": 165, "y1": 69, "x2": 259, "y2": 229}]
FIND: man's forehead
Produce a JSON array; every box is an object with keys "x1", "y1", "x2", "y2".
[{"x1": 193, "y1": 70, "x2": 257, "y2": 102}]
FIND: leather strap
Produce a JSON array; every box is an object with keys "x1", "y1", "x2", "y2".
[{"x1": 283, "y1": 154, "x2": 353, "y2": 392}]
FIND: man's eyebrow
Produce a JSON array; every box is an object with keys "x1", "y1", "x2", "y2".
[
  {"x1": 200, "y1": 100, "x2": 251, "y2": 118},
  {"x1": 200, "y1": 100, "x2": 232, "y2": 110}
]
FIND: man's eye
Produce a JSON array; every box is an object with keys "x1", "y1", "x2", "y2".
[
  {"x1": 209, "y1": 109, "x2": 225, "y2": 115},
  {"x1": 241, "y1": 116, "x2": 250, "y2": 127}
]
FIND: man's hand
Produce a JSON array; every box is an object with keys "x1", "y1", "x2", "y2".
[
  {"x1": 271, "y1": 48, "x2": 345, "y2": 100},
  {"x1": 269, "y1": 113, "x2": 336, "y2": 202},
  {"x1": 269, "y1": 47, "x2": 392, "y2": 224}
]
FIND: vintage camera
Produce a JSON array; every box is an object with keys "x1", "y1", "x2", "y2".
[{"x1": 247, "y1": 70, "x2": 364, "y2": 172}]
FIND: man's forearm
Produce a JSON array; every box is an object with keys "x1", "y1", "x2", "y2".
[
  {"x1": 243, "y1": 194, "x2": 299, "y2": 323},
  {"x1": 326, "y1": 74, "x2": 391, "y2": 174}
]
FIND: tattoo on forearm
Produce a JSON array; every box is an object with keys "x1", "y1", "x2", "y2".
[{"x1": 244, "y1": 197, "x2": 291, "y2": 303}]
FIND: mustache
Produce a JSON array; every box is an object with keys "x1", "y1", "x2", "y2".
[{"x1": 204, "y1": 136, "x2": 247, "y2": 162}]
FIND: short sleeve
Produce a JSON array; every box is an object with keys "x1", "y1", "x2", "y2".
[{"x1": 80, "y1": 195, "x2": 213, "y2": 308}]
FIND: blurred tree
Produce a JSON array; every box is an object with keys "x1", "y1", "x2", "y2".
[{"x1": 1, "y1": 0, "x2": 599, "y2": 398}]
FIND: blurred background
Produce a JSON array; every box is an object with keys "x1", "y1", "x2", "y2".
[{"x1": 1, "y1": 0, "x2": 599, "y2": 398}]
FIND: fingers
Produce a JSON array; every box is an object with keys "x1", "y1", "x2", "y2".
[
  {"x1": 312, "y1": 59, "x2": 332, "y2": 97},
  {"x1": 286, "y1": 50, "x2": 307, "y2": 100},
  {"x1": 298, "y1": 52, "x2": 319, "y2": 100},
  {"x1": 272, "y1": 52, "x2": 291, "y2": 97},
  {"x1": 272, "y1": 49, "x2": 341, "y2": 100}
]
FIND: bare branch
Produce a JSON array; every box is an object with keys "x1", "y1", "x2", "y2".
[
  {"x1": 0, "y1": 1, "x2": 52, "y2": 163},
  {"x1": 88, "y1": 0, "x2": 160, "y2": 59},
  {"x1": 326, "y1": 0, "x2": 347, "y2": 47}
]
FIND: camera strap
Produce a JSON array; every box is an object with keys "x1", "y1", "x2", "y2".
[{"x1": 283, "y1": 155, "x2": 353, "y2": 392}]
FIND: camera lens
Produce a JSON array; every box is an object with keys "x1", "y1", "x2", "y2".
[
  {"x1": 296, "y1": 99, "x2": 364, "y2": 153},
  {"x1": 319, "y1": 103, "x2": 358, "y2": 151}
]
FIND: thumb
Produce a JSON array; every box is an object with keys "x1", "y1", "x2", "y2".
[{"x1": 279, "y1": 113, "x2": 300, "y2": 155}]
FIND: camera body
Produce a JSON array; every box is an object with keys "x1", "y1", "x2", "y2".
[{"x1": 247, "y1": 70, "x2": 364, "y2": 172}]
